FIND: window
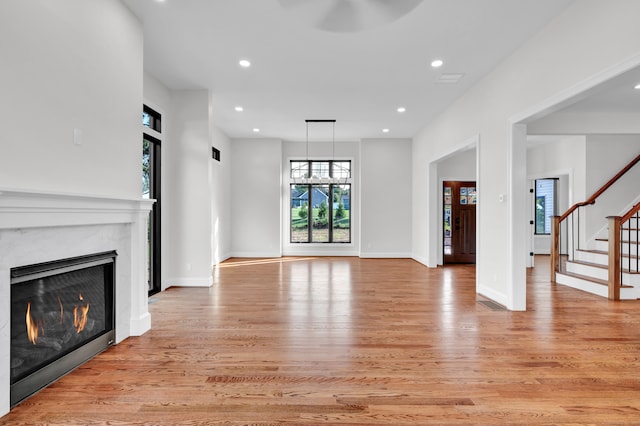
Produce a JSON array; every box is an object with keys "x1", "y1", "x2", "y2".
[
  {"x1": 290, "y1": 160, "x2": 351, "y2": 243},
  {"x1": 143, "y1": 105, "x2": 162, "y2": 295},
  {"x1": 142, "y1": 105, "x2": 161, "y2": 133},
  {"x1": 535, "y1": 178, "x2": 557, "y2": 235}
]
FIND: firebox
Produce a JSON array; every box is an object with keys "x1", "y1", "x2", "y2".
[{"x1": 10, "y1": 251, "x2": 116, "y2": 406}]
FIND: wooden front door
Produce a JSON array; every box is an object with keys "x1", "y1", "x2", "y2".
[{"x1": 443, "y1": 181, "x2": 477, "y2": 264}]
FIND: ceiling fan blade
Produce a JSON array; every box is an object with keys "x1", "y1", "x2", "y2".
[
  {"x1": 317, "y1": 0, "x2": 360, "y2": 32},
  {"x1": 365, "y1": 0, "x2": 424, "y2": 19},
  {"x1": 277, "y1": 0, "x2": 337, "y2": 23}
]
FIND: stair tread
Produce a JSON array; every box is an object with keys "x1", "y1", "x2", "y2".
[
  {"x1": 577, "y1": 248, "x2": 638, "y2": 259},
  {"x1": 558, "y1": 271, "x2": 634, "y2": 288},
  {"x1": 595, "y1": 238, "x2": 638, "y2": 243},
  {"x1": 568, "y1": 259, "x2": 640, "y2": 275},
  {"x1": 567, "y1": 259, "x2": 607, "y2": 270},
  {"x1": 558, "y1": 271, "x2": 607, "y2": 286},
  {"x1": 577, "y1": 249, "x2": 607, "y2": 254}
]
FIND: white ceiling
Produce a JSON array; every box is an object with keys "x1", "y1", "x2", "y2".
[{"x1": 123, "y1": 0, "x2": 575, "y2": 141}]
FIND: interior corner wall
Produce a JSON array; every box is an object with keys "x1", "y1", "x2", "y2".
[
  {"x1": 164, "y1": 90, "x2": 213, "y2": 287},
  {"x1": 411, "y1": 0, "x2": 640, "y2": 309},
  {"x1": 209, "y1": 117, "x2": 232, "y2": 264},
  {"x1": 360, "y1": 139, "x2": 412, "y2": 258},
  {"x1": 230, "y1": 139, "x2": 282, "y2": 257},
  {"x1": 0, "y1": 0, "x2": 142, "y2": 198}
]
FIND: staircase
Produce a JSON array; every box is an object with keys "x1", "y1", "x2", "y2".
[
  {"x1": 555, "y1": 218, "x2": 640, "y2": 299},
  {"x1": 551, "y1": 154, "x2": 640, "y2": 300}
]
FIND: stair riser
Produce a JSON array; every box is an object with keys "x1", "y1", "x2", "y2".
[
  {"x1": 594, "y1": 240, "x2": 640, "y2": 255},
  {"x1": 565, "y1": 262, "x2": 608, "y2": 280},
  {"x1": 575, "y1": 250, "x2": 640, "y2": 270},
  {"x1": 555, "y1": 273, "x2": 608, "y2": 297},
  {"x1": 565, "y1": 262, "x2": 640, "y2": 285},
  {"x1": 574, "y1": 250, "x2": 607, "y2": 264}
]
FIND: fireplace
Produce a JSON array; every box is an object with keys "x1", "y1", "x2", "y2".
[
  {"x1": 10, "y1": 251, "x2": 116, "y2": 407},
  {"x1": 0, "y1": 188, "x2": 153, "y2": 417}
]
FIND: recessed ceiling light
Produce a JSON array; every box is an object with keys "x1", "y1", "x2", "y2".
[
  {"x1": 397, "y1": 107, "x2": 406, "y2": 113},
  {"x1": 253, "y1": 128, "x2": 260, "y2": 133},
  {"x1": 382, "y1": 128, "x2": 390, "y2": 133},
  {"x1": 235, "y1": 106, "x2": 244, "y2": 112},
  {"x1": 635, "y1": 83, "x2": 640, "y2": 90},
  {"x1": 431, "y1": 59, "x2": 444, "y2": 68},
  {"x1": 239, "y1": 59, "x2": 251, "y2": 68}
]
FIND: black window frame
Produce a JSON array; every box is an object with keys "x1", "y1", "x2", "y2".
[
  {"x1": 534, "y1": 178, "x2": 558, "y2": 235},
  {"x1": 142, "y1": 104, "x2": 162, "y2": 296},
  {"x1": 143, "y1": 105, "x2": 162, "y2": 133},
  {"x1": 290, "y1": 160, "x2": 351, "y2": 244}
]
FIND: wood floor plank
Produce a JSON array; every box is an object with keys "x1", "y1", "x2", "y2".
[{"x1": 3, "y1": 256, "x2": 640, "y2": 424}]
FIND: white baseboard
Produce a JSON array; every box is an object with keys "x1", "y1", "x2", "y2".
[
  {"x1": 412, "y1": 254, "x2": 437, "y2": 268},
  {"x1": 359, "y1": 252, "x2": 412, "y2": 259},
  {"x1": 213, "y1": 253, "x2": 232, "y2": 265},
  {"x1": 281, "y1": 250, "x2": 360, "y2": 257},
  {"x1": 230, "y1": 251, "x2": 282, "y2": 258},
  {"x1": 129, "y1": 312, "x2": 151, "y2": 337},
  {"x1": 165, "y1": 276, "x2": 213, "y2": 288},
  {"x1": 477, "y1": 284, "x2": 508, "y2": 308}
]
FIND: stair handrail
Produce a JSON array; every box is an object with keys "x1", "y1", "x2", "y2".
[
  {"x1": 559, "y1": 152, "x2": 640, "y2": 222},
  {"x1": 552, "y1": 152, "x2": 640, "y2": 285},
  {"x1": 620, "y1": 200, "x2": 640, "y2": 224}
]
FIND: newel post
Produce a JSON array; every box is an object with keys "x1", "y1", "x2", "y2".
[
  {"x1": 550, "y1": 216, "x2": 560, "y2": 283},
  {"x1": 607, "y1": 216, "x2": 621, "y2": 301}
]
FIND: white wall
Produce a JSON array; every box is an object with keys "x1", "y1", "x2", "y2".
[
  {"x1": 164, "y1": 90, "x2": 213, "y2": 286},
  {"x1": 527, "y1": 136, "x2": 586, "y2": 255},
  {"x1": 438, "y1": 148, "x2": 477, "y2": 182},
  {"x1": 0, "y1": 0, "x2": 142, "y2": 198},
  {"x1": 412, "y1": 0, "x2": 640, "y2": 310},
  {"x1": 144, "y1": 77, "x2": 232, "y2": 286},
  {"x1": 584, "y1": 135, "x2": 640, "y2": 240},
  {"x1": 360, "y1": 139, "x2": 412, "y2": 258},
  {"x1": 231, "y1": 139, "x2": 282, "y2": 257},
  {"x1": 281, "y1": 140, "x2": 360, "y2": 256}
]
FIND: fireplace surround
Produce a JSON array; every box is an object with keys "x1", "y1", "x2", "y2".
[{"x1": 0, "y1": 188, "x2": 154, "y2": 417}]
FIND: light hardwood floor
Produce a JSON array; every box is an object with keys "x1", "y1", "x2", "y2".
[{"x1": 4, "y1": 256, "x2": 640, "y2": 424}]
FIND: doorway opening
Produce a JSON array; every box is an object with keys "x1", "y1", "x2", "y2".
[{"x1": 443, "y1": 181, "x2": 477, "y2": 264}]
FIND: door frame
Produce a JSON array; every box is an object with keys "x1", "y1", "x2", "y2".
[
  {"x1": 429, "y1": 135, "x2": 480, "y2": 268},
  {"x1": 142, "y1": 101, "x2": 164, "y2": 295},
  {"x1": 144, "y1": 132, "x2": 161, "y2": 295}
]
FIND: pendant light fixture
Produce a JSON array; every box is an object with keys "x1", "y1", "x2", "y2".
[{"x1": 292, "y1": 119, "x2": 349, "y2": 185}]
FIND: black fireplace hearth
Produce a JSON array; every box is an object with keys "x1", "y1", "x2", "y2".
[{"x1": 10, "y1": 251, "x2": 116, "y2": 406}]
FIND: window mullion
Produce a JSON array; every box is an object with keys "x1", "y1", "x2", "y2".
[{"x1": 328, "y1": 184, "x2": 334, "y2": 243}]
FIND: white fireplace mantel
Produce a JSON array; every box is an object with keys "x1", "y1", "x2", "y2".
[{"x1": 0, "y1": 188, "x2": 154, "y2": 417}]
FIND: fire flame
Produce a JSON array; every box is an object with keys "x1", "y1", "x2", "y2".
[
  {"x1": 73, "y1": 294, "x2": 90, "y2": 333},
  {"x1": 25, "y1": 293, "x2": 91, "y2": 342},
  {"x1": 26, "y1": 302, "x2": 41, "y2": 344},
  {"x1": 58, "y1": 296, "x2": 64, "y2": 325}
]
